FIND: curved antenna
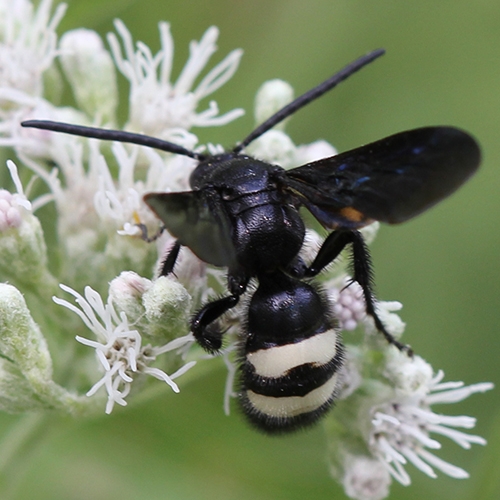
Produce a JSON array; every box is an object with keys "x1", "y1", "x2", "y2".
[
  {"x1": 21, "y1": 49, "x2": 385, "y2": 161},
  {"x1": 20, "y1": 120, "x2": 205, "y2": 161},
  {"x1": 233, "y1": 48, "x2": 385, "y2": 154}
]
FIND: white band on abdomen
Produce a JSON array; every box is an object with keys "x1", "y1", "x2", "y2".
[
  {"x1": 246, "y1": 328, "x2": 338, "y2": 378},
  {"x1": 245, "y1": 372, "x2": 339, "y2": 418}
]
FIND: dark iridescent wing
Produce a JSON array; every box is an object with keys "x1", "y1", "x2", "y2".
[
  {"x1": 144, "y1": 190, "x2": 237, "y2": 267},
  {"x1": 284, "y1": 126, "x2": 481, "y2": 229}
]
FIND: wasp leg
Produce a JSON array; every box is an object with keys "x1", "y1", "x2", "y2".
[
  {"x1": 293, "y1": 230, "x2": 412, "y2": 355},
  {"x1": 191, "y1": 294, "x2": 240, "y2": 353},
  {"x1": 288, "y1": 230, "x2": 353, "y2": 278},
  {"x1": 191, "y1": 272, "x2": 249, "y2": 354},
  {"x1": 159, "y1": 240, "x2": 181, "y2": 276}
]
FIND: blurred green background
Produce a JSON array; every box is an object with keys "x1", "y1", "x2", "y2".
[{"x1": 1, "y1": 0, "x2": 499, "y2": 499}]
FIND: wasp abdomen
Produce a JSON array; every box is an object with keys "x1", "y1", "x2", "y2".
[{"x1": 239, "y1": 273, "x2": 344, "y2": 433}]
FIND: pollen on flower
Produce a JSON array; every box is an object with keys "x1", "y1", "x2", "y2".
[{"x1": 53, "y1": 283, "x2": 196, "y2": 414}]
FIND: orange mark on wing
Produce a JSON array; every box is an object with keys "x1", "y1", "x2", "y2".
[{"x1": 339, "y1": 206, "x2": 366, "y2": 222}]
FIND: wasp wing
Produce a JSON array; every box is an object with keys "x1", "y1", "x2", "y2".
[
  {"x1": 284, "y1": 126, "x2": 480, "y2": 228},
  {"x1": 144, "y1": 190, "x2": 237, "y2": 267}
]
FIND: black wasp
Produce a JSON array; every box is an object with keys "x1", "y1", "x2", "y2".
[{"x1": 22, "y1": 49, "x2": 480, "y2": 433}]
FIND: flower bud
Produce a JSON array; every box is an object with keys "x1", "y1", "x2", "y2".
[
  {"x1": 295, "y1": 139, "x2": 337, "y2": 164},
  {"x1": 254, "y1": 79, "x2": 294, "y2": 127},
  {"x1": 338, "y1": 453, "x2": 391, "y2": 500},
  {"x1": 247, "y1": 129, "x2": 296, "y2": 168},
  {"x1": 109, "y1": 271, "x2": 151, "y2": 323},
  {"x1": 59, "y1": 29, "x2": 118, "y2": 122},
  {"x1": 383, "y1": 351, "x2": 433, "y2": 395},
  {"x1": 0, "y1": 163, "x2": 51, "y2": 291},
  {"x1": 142, "y1": 276, "x2": 191, "y2": 340},
  {"x1": 0, "y1": 283, "x2": 52, "y2": 385}
]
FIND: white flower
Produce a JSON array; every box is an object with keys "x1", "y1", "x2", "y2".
[
  {"x1": 0, "y1": 0, "x2": 68, "y2": 155},
  {"x1": 94, "y1": 141, "x2": 196, "y2": 234},
  {"x1": 18, "y1": 130, "x2": 166, "y2": 249},
  {"x1": 7, "y1": 17, "x2": 248, "y2": 294},
  {"x1": 107, "y1": 20, "x2": 244, "y2": 138},
  {"x1": 369, "y1": 301, "x2": 405, "y2": 339},
  {"x1": 53, "y1": 283, "x2": 196, "y2": 414},
  {"x1": 369, "y1": 353, "x2": 493, "y2": 485},
  {"x1": 20, "y1": 134, "x2": 101, "y2": 237},
  {"x1": 16, "y1": 136, "x2": 177, "y2": 287},
  {"x1": 0, "y1": 0, "x2": 65, "y2": 96}
]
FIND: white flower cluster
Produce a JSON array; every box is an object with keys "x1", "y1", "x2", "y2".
[
  {"x1": 54, "y1": 280, "x2": 195, "y2": 413},
  {"x1": 0, "y1": 0, "x2": 243, "y2": 413},
  {"x1": 373, "y1": 354, "x2": 491, "y2": 482},
  {"x1": 327, "y1": 349, "x2": 493, "y2": 500},
  {"x1": 0, "y1": 2, "x2": 492, "y2": 500},
  {"x1": 108, "y1": 20, "x2": 244, "y2": 136}
]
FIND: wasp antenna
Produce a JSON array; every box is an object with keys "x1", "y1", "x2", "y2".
[
  {"x1": 20, "y1": 120, "x2": 205, "y2": 161},
  {"x1": 233, "y1": 48, "x2": 385, "y2": 154}
]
